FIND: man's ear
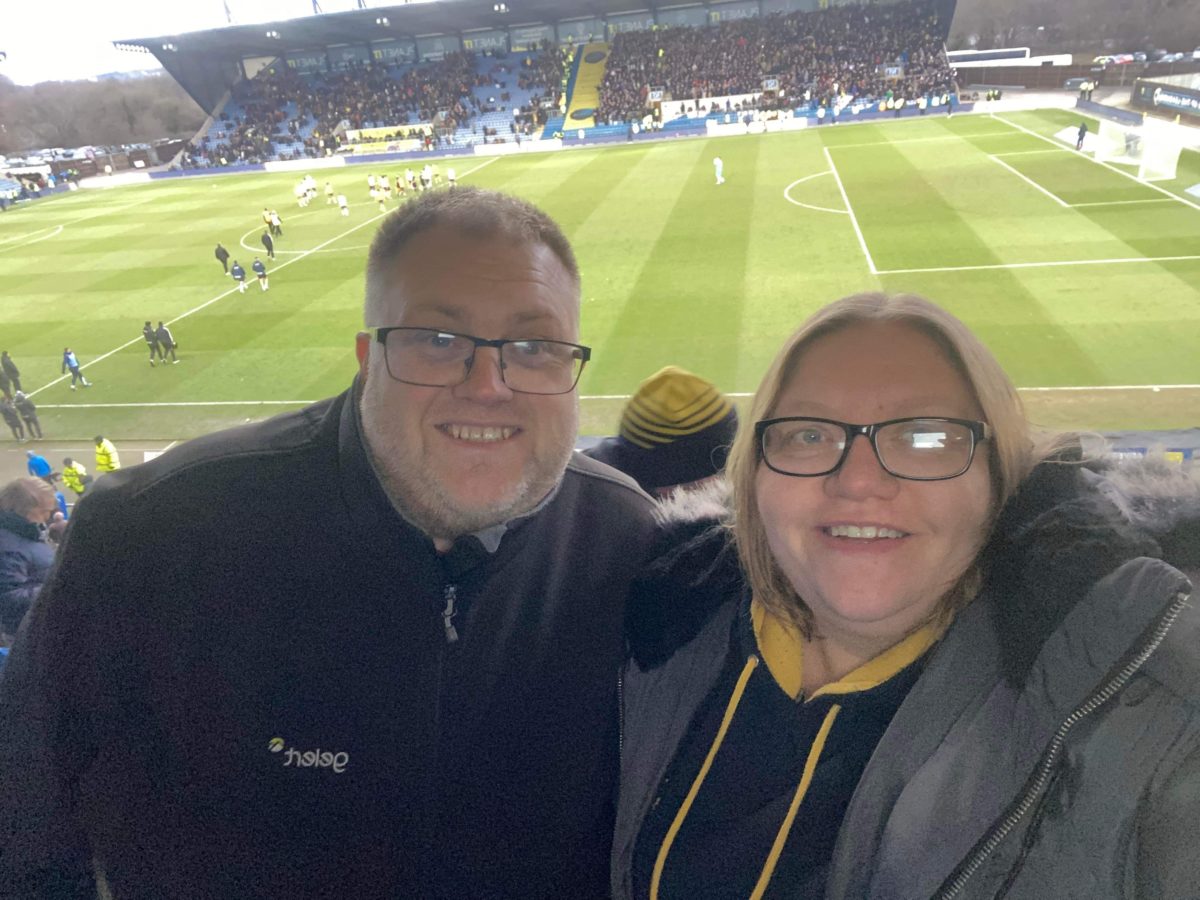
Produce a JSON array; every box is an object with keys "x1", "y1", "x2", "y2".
[{"x1": 355, "y1": 332, "x2": 371, "y2": 378}]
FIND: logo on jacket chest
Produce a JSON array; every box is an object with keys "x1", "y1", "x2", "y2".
[{"x1": 269, "y1": 736, "x2": 350, "y2": 774}]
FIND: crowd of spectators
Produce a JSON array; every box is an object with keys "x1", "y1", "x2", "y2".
[
  {"x1": 185, "y1": 46, "x2": 565, "y2": 166},
  {"x1": 597, "y1": 0, "x2": 954, "y2": 125},
  {"x1": 181, "y1": 0, "x2": 954, "y2": 165}
]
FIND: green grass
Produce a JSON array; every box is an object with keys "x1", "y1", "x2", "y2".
[{"x1": 1, "y1": 107, "x2": 1198, "y2": 442}]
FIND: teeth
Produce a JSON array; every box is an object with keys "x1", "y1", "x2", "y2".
[
  {"x1": 447, "y1": 425, "x2": 515, "y2": 442},
  {"x1": 827, "y1": 525, "x2": 905, "y2": 539}
]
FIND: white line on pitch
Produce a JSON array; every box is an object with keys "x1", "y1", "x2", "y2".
[
  {"x1": 27, "y1": 157, "x2": 501, "y2": 400},
  {"x1": 822, "y1": 147, "x2": 877, "y2": 274},
  {"x1": 990, "y1": 113, "x2": 1200, "y2": 213},
  {"x1": 988, "y1": 154, "x2": 1070, "y2": 207},
  {"x1": 36, "y1": 400, "x2": 318, "y2": 408},
  {"x1": 782, "y1": 171, "x2": 848, "y2": 214},
  {"x1": 28, "y1": 214, "x2": 388, "y2": 398},
  {"x1": 0, "y1": 225, "x2": 64, "y2": 254},
  {"x1": 1070, "y1": 198, "x2": 1176, "y2": 207},
  {"x1": 587, "y1": 385, "x2": 1200, "y2": 399},
  {"x1": 0, "y1": 225, "x2": 59, "y2": 247},
  {"x1": 39, "y1": 381, "x2": 1200, "y2": 410},
  {"x1": 875, "y1": 254, "x2": 1200, "y2": 274},
  {"x1": 990, "y1": 148, "x2": 1072, "y2": 157},
  {"x1": 819, "y1": 131, "x2": 1012, "y2": 150},
  {"x1": 1017, "y1": 384, "x2": 1200, "y2": 392}
]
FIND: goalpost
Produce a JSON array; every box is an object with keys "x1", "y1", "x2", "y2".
[{"x1": 1094, "y1": 117, "x2": 1185, "y2": 181}]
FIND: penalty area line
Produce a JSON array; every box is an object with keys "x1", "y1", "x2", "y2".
[
  {"x1": 875, "y1": 254, "x2": 1200, "y2": 274},
  {"x1": 822, "y1": 146, "x2": 878, "y2": 274},
  {"x1": 783, "y1": 171, "x2": 848, "y2": 215}
]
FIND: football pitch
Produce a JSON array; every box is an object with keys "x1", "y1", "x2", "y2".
[{"x1": 1, "y1": 106, "x2": 1198, "y2": 442}]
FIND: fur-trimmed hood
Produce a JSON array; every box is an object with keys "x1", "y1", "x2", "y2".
[{"x1": 629, "y1": 459, "x2": 1200, "y2": 677}]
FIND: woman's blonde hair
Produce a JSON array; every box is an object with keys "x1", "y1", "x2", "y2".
[{"x1": 726, "y1": 292, "x2": 1058, "y2": 637}]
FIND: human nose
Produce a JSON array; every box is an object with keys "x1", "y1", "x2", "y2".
[
  {"x1": 453, "y1": 346, "x2": 514, "y2": 402},
  {"x1": 826, "y1": 433, "x2": 899, "y2": 499}
]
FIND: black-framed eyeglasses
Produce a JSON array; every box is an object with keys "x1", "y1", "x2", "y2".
[
  {"x1": 755, "y1": 416, "x2": 990, "y2": 481},
  {"x1": 373, "y1": 327, "x2": 591, "y2": 396}
]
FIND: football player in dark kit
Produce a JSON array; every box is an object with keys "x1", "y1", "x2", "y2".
[
  {"x1": 142, "y1": 322, "x2": 165, "y2": 366},
  {"x1": 215, "y1": 242, "x2": 231, "y2": 274}
]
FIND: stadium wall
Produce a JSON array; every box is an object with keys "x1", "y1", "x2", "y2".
[
  {"x1": 1132, "y1": 78, "x2": 1200, "y2": 125},
  {"x1": 1076, "y1": 99, "x2": 1143, "y2": 127}
]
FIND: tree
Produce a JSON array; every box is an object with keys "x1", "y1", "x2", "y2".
[{"x1": 0, "y1": 73, "x2": 205, "y2": 154}]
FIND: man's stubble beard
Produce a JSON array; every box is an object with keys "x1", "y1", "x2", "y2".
[{"x1": 359, "y1": 369, "x2": 578, "y2": 541}]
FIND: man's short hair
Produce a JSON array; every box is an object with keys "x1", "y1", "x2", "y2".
[
  {"x1": 0, "y1": 476, "x2": 54, "y2": 518},
  {"x1": 364, "y1": 186, "x2": 579, "y2": 326}
]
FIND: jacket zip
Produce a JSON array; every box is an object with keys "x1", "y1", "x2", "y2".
[
  {"x1": 442, "y1": 584, "x2": 459, "y2": 644},
  {"x1": 617, "y1": 667, "x2": 625, "y2": 758},
  {"x1": 931, "y1": 589, "x2": 1191, "y2": 900}
]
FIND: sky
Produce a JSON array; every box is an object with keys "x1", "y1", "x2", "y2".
[{"x1": 2, "y1": 0, "x2": 371, "y2": 85}]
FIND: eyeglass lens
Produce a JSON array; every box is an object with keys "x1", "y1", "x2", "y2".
[
  {"x1": 383, "y1": 328, "x2": 586, "y2": 394},
  {"x1": 762, "y1": 418, "x2": 976, "y2": 479}
]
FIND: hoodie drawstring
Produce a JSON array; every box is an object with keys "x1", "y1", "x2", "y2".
[{"x1": 649, "y1": 654, "x2": 842, "y2": 900}]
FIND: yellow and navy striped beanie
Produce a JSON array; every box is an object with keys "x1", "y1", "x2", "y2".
[{"x1": 585, "y1": 366, "x2": 737, "y2": 492}]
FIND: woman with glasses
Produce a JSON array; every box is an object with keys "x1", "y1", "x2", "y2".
[{"x1": 612, "y1": 293, "x2": 1200, "y2": 900}]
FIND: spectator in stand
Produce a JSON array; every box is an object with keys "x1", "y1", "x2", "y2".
[
  {"x1": 185, "y1": 48, "x2": 566, "y2": 166},
  {"x1": 597, "y1": 0, "x2": 954, "y2": 125},
  {"x1": 94, "y1": 435, "x2": 120, "y2": 473},
  {"x1": 61, "y1": 458, "x2": 91, "y2": 498},
  {"x1": 13, "y1": 393, "x2": 41, "y2": 440},
  {"x1": 215, "y1": 242, "x2": 230, "y2": 274},
  {"x1": 0, "y1": 187, "x2": 658, "y2": 897},
  {"x1": 0, "y1": 477, "x2": 57, "y2": 642},
  {"x1": 585, "y1": 366, "x2": 738, "y2": 497},
  {"x1": 0, "y1": 400, "x2": 24, "y2": 443},
  {"x1": 1, "y1": 352, "x2": 22, "y2": 394},
  {"x1": 46, "y1": 511, "x2": 68, "y2": 547}
]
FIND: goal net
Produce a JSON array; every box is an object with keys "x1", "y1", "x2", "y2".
[{"x1": 1094, "y1": 117, "x2": 1183, "y2": 181}]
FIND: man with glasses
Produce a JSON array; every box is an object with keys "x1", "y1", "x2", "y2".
[{"x1": 0, "y1": 188, "x2": 658, "y2": 898}]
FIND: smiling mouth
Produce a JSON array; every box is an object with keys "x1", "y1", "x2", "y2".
[
  {"x1": 824, "y1": 524, "x2": 908, "y2": 540},
  {"x1": 440, "y1": 424, "x2": 517, "y2": 442}
]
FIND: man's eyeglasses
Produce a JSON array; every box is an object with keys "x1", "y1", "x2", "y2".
[
  {"x1": 373, "y1": 327, "x2": 591, "y2": 396},
  {"x1": 755, "y1": 416, "x2": 990, "y2": 481}
]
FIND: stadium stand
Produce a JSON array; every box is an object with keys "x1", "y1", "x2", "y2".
[
  {"x1": 177, "y1": 0, "x2": 956, "y2": 166},
  {"x1": 184, "y1": 47, "x2": 566, "y2": 166},
  {"x1": 597, "y1": 0, "x2": 954, "y2": 126}
]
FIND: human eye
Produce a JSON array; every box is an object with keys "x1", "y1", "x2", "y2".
[
  {"x1": 506, "y1": 340, "x2": 570, "y2": 368},
  {"x1": 393, "y1": 329, "x2": 463, "y2": 358},
  {"x1": 771, "y1": 420, "x2": 839, "y2": 453},
  {"x1": 423, "y1": 330, "x2": 459, "y2": 350}
]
